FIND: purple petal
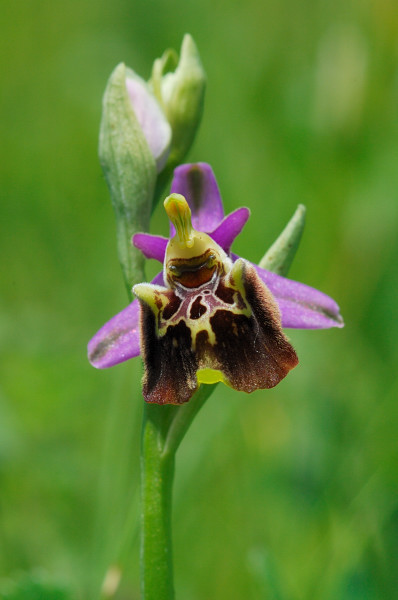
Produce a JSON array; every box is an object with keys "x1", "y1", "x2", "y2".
[
  {"x1": 211, "y1": 207, "x2": 250, "y2": 253},
  {"x1": 256, "y1": 265, "x2": 344, "y2": 329},
  {"x1": 231, "y1": 254, "x2": 343, "y2": 329},
  {"x1": 88, "y1": 301, "x2": 141, "y2": 368},
  {"x1": 88, "y1": 272, "x2": 165, "y2": 368},
  {"x1": 133, "y1": 233, "x2": 167, "y2": 261},
  {"x1": 170, "y1": 163, "x2": 224, "y2": 235}
]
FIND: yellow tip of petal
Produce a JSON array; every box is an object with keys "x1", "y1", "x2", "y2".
[{"x1": 164, "y1": 193, "x2": 194, "y2": 248}]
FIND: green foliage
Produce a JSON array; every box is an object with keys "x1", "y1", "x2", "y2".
[
  {"x1": 0, "y1": 573, "x2": 73, "y2": 600},
  {"x1": 1, "y1": 0, "x2": 398, "y2": 599}
]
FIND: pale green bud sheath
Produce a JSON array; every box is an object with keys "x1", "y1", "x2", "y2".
[
  {"x1": 259, "y1": 204, "x2": 307, "y2": 276},
  {"x1": 99, "y1": 63, "x2": 157, "y2": 295}
]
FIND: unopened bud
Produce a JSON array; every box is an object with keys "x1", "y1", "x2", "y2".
[
  {"x1": 99, "y1": 62, "x2": 158, "y2": 291},
  {"x1": 151, "y1": 34, "x2": 206, "y2": 168}
]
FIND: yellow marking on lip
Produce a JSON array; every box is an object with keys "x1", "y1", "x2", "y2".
[{"x1": 190, "y1": 320, "x2": 216, "y2": 351}]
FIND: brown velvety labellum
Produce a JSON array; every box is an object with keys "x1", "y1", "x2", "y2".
[{"x1": 138, "y1": 258, "x2": 298, "y2": 404}]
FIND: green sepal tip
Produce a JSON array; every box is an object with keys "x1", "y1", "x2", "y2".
[{"x1": 259, "y1": 204, "x2": 306, "y2": 276}]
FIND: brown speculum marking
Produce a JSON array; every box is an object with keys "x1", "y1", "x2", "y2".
[
  {"x1": 215, "y1": 279, "x2": 235, "y2": 304},
  {"x1": 167, "y1": 248, "x2": 219, "y2": 288},
  {"x1": 190, "y1": 296, "x2": 207, "y2": 319},
  {"x1": 162, "y1": 293, "x2": 182, "y2": 320}
]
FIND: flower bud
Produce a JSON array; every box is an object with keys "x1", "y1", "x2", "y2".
[
  {"x1": 99, "y1": 62, "x2": 158, "y2": 292},
  {"x1": 151, "y1": 34, "x2": 206, "y2": 168},
  {"x1": 125, "y1": 72, "x2": 171, "y2": 172}
]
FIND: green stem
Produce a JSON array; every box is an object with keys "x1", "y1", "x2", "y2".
[
  {"x1": 162, "y1": 384, "x2": 216, "y2": 458},
  {"x1": 140, "y1": 385, "x2": 216, "y2": 599},
  {"x1": 140, "y1": 403, "x2": 175, "y2": 600}
]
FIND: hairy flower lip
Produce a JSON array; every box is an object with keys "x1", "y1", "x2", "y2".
[
  {"x1": 135, "y1": 256, "x2": 299, "y2": 404},
  {"x1": 88, "y1": 163, "x2": 343, "y2": 370}
]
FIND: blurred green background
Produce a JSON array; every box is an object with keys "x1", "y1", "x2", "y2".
[{"x1": 1, "y1": 0, "x2": 398, "y2": 598}]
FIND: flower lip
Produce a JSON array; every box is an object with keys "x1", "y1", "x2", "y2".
[{"x1": 135, "y1": 257, "x2": 299, "y2": 404}]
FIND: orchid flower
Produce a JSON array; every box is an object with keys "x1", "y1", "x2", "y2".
[{"x1": 88, "y1": 163, "x2": 343, "y2": 404}]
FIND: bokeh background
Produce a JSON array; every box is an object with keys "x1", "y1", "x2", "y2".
[{"x1": 1, "y1": 0, "x2": 398, "y2": 598}]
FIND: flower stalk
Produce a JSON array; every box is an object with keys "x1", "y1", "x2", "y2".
[
  {"x1": 91, "y1": 33, "x2": 343, "y2": 598},
  {"x1": 140, "y1": 385, "x2": 215, "y2": 599},
  {"x1": 140, "y1": 403, "x2": 175, "y2": 600}
]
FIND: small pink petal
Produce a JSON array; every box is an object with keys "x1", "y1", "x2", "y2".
[
  {"x1": 211, "y1": 207, "x2": 250, "y2": 253},
  {"x1": 132, "y1": 233, "x2": 167, "y2": 261}
]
